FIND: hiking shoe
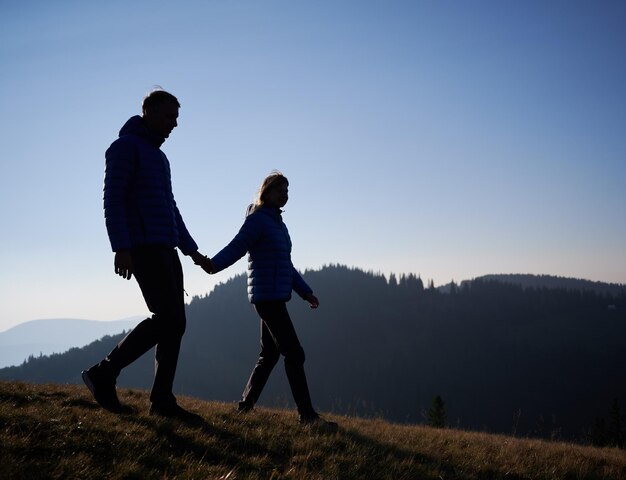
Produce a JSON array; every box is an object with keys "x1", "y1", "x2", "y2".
[
  {"x1": 81, "y1": 367, "x2": 123, "y2": 413},
  {"x1": 149, "y1": 403, "x2": 203, "y2": 423},
  {"x1": 299, "y1": 414, "x2": 338, "y2": 433},
  {"x1": 237, "y1": 400, "x2": 253, "y2": 414}
]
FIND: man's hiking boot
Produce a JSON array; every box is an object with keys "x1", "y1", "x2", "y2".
[
  {"x1": 299, "y1": 413, "x2": 338, "y2": 433},
  {"x1": 149, "y1": 403, "x2": 203, "y2": 423},
  {"x1": 81, "y1": 366, "x2": 123, "y2": 413}
]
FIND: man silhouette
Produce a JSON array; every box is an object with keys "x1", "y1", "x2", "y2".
[{"x1": 82, "y1": 89, "x2": 211, "y2": 419}]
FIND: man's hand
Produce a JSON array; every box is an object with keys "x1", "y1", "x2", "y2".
[
  {"x1": 191, "y1": 251, "x2": 215, "y2": 274},
  {"x1": 114, "y1": 250, "x2": 134, "y2": 280},
  {"x1": 304, "y1": 293, "x2": 319, "y2": 309}
]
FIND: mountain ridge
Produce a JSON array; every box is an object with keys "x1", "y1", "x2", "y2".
[{"x1": 437, "y1": 273, "x2": 626, "y2": 295}]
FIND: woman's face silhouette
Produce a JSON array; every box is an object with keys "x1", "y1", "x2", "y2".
[{"x1": 264, "y1": 183, "x2": 289, "y2": 209}]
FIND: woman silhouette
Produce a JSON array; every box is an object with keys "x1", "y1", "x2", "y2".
[{"x1": 207, "y1": 171, "x2": 336, "y2": 431}]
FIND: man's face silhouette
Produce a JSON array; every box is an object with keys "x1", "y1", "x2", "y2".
[{"x1": 144, "y1": 101, "x2": 179, "y2": 139}]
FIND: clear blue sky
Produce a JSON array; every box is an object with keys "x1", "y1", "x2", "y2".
[{"x1": 1, "y1": 1, "x2": 625, "y2": 331}]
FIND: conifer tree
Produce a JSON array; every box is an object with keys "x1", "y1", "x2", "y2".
[
  {"x1": 415, "y1": 275, "x2": 424, "y2": 292},
  {"x1": 427, "y1": 395, "x2": 447, "y2": 428}
]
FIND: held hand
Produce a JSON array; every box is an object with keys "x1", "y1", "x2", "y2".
[
  {"x1": 201, "y1": 257, "x2": 216, "y2": 275},
  {"x1": 304, "y1": 293, "x2": 319, "y2": 309},
  {"x1": 191, "y1": 251, "x2": 215, "y2": 274},
  {"x1": 114, "y1": 250, "x2": 133, "y2": 280}
]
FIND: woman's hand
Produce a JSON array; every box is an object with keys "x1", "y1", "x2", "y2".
[{"x1": 304, "y1": 293, "x2": 319, "y2": 309}]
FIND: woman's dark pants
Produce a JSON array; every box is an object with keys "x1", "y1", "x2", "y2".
[{"x1": 241, "y1": 301, "x2": 316, "y2": 417}]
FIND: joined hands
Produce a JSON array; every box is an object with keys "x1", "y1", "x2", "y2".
[{"x1": 191, "y1": 251, "x2": 215, "y2": 274}]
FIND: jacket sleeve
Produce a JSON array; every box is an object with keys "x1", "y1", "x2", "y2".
[
  {"x1": 172, "y1": 200, "x2": 199, "y2": 255},
  {"x1": 211, "y1": 213, "x2": 264, "y2": 272},
  {"x1": 292, "y1": 267, "x2": 313, "y2": 299},
  {"x1": 103, "y1": 138, "x2": 134, "y2": 252}
]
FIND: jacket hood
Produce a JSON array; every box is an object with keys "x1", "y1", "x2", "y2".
[{"x1": 118, "y1": 115, "x2": 165, "y2": 147}]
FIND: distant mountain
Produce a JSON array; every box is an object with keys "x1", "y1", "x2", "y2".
[
  {"x1": 1, "y1": 267, "x2": 625, "y2": 442},
  {"x1": 0, "y1": 317, "x2": 143, "y2": 368}
]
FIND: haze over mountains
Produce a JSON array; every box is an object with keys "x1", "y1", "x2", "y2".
[
  {"x1": 0, "y1": 317, "x2": 142, "y2": 368},
  {"x1": 2, "y1": 266, "x2": 624, "y2": 442}
]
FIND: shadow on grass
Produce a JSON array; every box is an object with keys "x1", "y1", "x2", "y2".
[
  {"x1": 62, "y1": 398, "x2": 103, "y2": 410},
  {"x1": 125, "y1": 413, "x2": 292, "y2": 476},
  {"x1": 0, "y1": 388, "x2": 69, "y2": 407},
  {"x1": 338, "y1": 426, "x2": 528, "y2": 480}
]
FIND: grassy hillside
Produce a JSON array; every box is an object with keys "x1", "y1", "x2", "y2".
[{"x1": 1, "y1": 381, "x2": 625, "y2": 479}]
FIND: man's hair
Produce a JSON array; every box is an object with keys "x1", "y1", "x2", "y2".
[{"x1": 142, "y1": 89, "x2": 180, "y2": 115}]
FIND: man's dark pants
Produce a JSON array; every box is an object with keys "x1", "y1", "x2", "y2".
[
  {"x1": 99, "y1": 245, "x2": 186, "y2": 407},
  {"x1": 241, "y1": 301, "x2": 316, "y2": 417}
]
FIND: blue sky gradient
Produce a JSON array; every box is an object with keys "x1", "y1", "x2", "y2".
[{"x1": 1, "y1": 1, "x2": 625, "y2": 330}]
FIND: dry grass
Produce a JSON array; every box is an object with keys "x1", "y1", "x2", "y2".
[{"x1": 1, "y1": 380, "x2": 625, "y2": 479}]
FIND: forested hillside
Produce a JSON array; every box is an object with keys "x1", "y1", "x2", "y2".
[{"x1": 2, "y1": 266, "x2": 625, "y2": 443}]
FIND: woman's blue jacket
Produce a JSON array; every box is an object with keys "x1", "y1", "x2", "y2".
[
  {"x1": 103, "y1": 116, "x2": 198, "y2": 255},
  {"x1": 211, "y1": 205, "x2": 312, "y2": 303}
]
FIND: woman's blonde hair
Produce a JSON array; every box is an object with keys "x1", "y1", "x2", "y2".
[{"x1": 252, "y1": 171, "x2": 289, "y2": 211}]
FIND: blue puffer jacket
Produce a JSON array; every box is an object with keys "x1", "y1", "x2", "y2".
[
  {"x1": 211, "y1": 205, "x2": 312, "y2": 303},
  {"x1": 103, "y1": 116, "x2": 198, "y2": 255}
]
